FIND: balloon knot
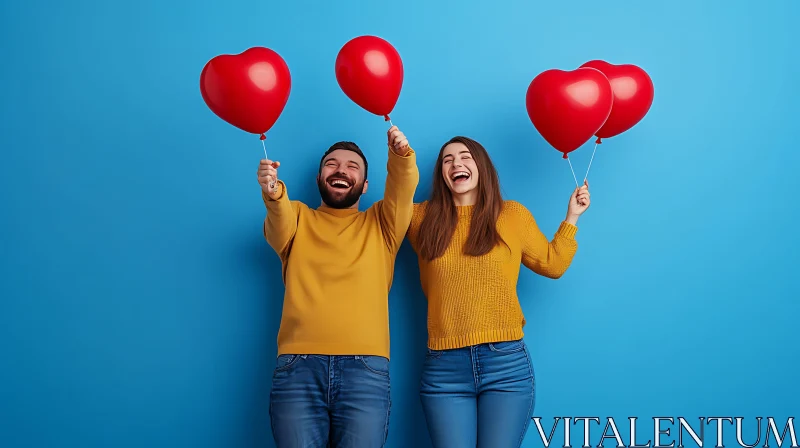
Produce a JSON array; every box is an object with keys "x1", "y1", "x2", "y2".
[
  {"x1": 259, "y1": 134, "x2": 266, "y2": 141},
  {"x1": 595, "y1": 137, "x2": 602, "y2": 144},
  {"x1": 563, "y1": 153, "x2": 568, "y2": 159},
  {"x1": 384, "y1": 115, "x2": 390, "y2": 122}
]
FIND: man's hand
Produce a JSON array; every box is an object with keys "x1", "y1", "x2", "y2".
[
  {"x1": 388, "y1": 126, "x2": 410, "y2": 155},
  {"x1": 257, "y1": 159, "x2": 281, "y2": 199}
]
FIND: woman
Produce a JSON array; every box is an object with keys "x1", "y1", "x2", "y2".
[{"x1": 406, "y1": 136, "x2": 590, "y2": 448}]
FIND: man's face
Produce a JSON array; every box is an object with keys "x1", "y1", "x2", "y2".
[{"x1": 317, "y1": 149, "x2": 368, "y2": 209}]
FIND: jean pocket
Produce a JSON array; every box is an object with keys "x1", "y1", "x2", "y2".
[
  {"x1": 425, "y1": 348, "x2": 444, "y2": 360},
  {"x1": 274, "y1": 354, "x2": 300, "y2": 372},
  {"x1": 358, "y1": 355, "x2": 390, "y2": 377},
  {"x1": 488, "y1": 339, "x2": 525, "y2": 353}
]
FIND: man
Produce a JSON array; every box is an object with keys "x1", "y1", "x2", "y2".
[{"x1": 257, "y1": 126, "x2": 419, "y2": 447}]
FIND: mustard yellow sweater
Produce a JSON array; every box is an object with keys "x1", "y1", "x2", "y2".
[
  {"x1": 407, "y1": 201, "x2": 578, "y2": 350},
  {"x1": 262, "y1": 146, "x2": 419, "y2": 359}
]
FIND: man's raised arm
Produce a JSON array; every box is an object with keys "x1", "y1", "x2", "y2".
[{"x1": 376, "y1": 126, "x2": 419, "y2": 253}]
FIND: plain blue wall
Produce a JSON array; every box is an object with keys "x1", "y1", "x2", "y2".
[{"x1": 2, "y1": 0, "x2": 799, "y2": 447}]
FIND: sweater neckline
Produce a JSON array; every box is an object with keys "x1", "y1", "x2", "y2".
[
  {"x1": 317, "y1": 205, "x2": 361, "y2": 217},
  {"x1": 456, "y1": 204, "x2": 474, "y2": 217}
]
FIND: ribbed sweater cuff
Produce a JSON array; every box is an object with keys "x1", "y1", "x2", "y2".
[
  {"x1": 556, "y1": 221, "x2": 578, "y2": 239},
  {"x1": 262, "y1": 180, "x2": 286, "y2": 204}
]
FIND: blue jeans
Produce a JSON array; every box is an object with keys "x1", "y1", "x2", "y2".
[
  {"x1": 269, "y1": 354, "x2": 391, "y2": 448},
  {"x1": 419, "y1": 339, "x2": 536, "y2": 448}
]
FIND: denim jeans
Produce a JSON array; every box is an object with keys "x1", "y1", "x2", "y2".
[
  {"x1": 419, "y1": 339, "x2": 535, "y2": 448},
  {"x1": 269, "y1": 354, "x2": 391, "y2": 448}
]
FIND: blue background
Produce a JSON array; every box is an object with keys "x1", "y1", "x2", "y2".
[{"x1": 2, "y1": 0, "x2": 798, "y2": 447}]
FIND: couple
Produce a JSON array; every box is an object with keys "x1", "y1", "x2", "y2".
[{"x1": 257, "y1": 126, "x2": 590, "y2": 448}]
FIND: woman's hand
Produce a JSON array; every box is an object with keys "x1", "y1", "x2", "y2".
[{"x1": 566, "y1": 180, "x2": 590, "y2": 225}]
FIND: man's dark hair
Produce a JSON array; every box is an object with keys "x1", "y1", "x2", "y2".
[{"x1": 318, "y1": 141, "x2": 369, "y2": 179}]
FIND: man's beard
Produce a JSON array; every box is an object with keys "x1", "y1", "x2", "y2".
[{"x1": 317, "y1": 175, "x2": 364, "y2": 209}]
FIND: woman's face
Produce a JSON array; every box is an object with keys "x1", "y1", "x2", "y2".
[{"x1": 441, "y1": 142, "x2": 479, "y2": 198}]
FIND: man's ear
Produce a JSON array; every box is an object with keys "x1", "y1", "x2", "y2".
[{"x1": 362, "y1": 180, "x2": 369, "y2": 194}]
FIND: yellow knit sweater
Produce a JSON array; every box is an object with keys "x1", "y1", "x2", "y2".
[
  {"x1": 262, "y1": 146, "x2": 419, "y2": 359},
  {"x1": 406, "y1": 200, "x2": 578, "y2": 350}
]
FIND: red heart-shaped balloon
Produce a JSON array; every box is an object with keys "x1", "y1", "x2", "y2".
[
  {"x1": 200, "y1": 47, "x2": 291, "y2": 139},
  {"x1": 579, "y1": 60, "x2": 654, "y2": 141},
  {"x1": 526, "y1": 67, "x2": 613, "y2": 158},
  {"x1": 335, "y1": 36, "x2": 403, "y2": 121}
]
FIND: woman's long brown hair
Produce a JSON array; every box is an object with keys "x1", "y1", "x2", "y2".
[{"x1": 416, "y1": 136, "x2": 504, "y2": 261}]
